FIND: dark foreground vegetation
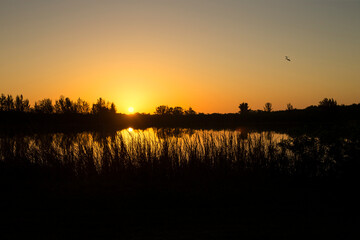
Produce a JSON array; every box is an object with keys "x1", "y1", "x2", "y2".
[
  {"x1": 1, "y1": 94, "x2": 359, "y2": 238},
  {"x1": 1, "y1": 129, "x2": 359, "y2": 239}
]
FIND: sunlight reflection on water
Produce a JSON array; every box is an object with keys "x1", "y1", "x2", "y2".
[
  {"x1": 0, "y1": 128, "x2": 338, "y2": 176},
  {"x1": 119, "y1": 127, "x2": 289, "y2": 145}
]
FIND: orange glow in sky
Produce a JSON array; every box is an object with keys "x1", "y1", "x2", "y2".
[{"x1": 1, "y1": 1, "x2": 359, "y2": 113}]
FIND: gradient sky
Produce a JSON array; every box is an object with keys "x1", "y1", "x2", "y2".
[{"x1": 1, "y1": 0, "x2": 359, "y2": 113}]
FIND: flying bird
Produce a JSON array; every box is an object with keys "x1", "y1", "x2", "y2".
[{"x1": 285, "y1": 56, "x2": 291, "y2": 61}]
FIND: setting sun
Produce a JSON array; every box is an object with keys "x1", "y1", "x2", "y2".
[{"x1": 128, "y1": 107, "x2": 134, "y2": 113}]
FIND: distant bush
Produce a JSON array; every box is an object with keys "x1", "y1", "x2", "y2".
[
  {"x1": 319, "y1": 98, "x2": 337, "y2": 108},
  {"x1": 264, "y1": 102, "x2": 272, "y2": 112},
  {"x1": 34, "y1": 98, "x2": 54, "y2": 114},
  {"x1": 238, "y1": 102, "x2": 250, "y2": 114},
  {"x1": 286, "y1": 103, "x2": 294, "y2": 111}
]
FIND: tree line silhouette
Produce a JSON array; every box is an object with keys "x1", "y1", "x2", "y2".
[
  {"x1": 155, "y1": 105, "x2": 196, "y2": 115},
  {"x1": 238, "y1": 98, "x2": 338, "y2": 114},
  {"x1": 0, "y1": 94, "x2": 117, "y2": 115},
  {"x1": 1, "y1": 93, "x2": 359, "y2": 133},
  {"x1": 0, "y1": 93, "x2": 345, "y2": 115}
]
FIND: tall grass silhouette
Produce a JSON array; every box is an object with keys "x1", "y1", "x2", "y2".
[{"x1": 1, "y1": 128, "x2": 352, "y2": 184}]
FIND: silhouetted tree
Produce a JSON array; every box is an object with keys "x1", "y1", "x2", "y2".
[
  {"x1": 0, "y1": 94, "x2": 9, "y2": 111},
  {"x1": 110, "y1": 102, "x2": 116, "y2": 114},
  {"x1": 264, "y1": 102, "x2": 272, "y2": 112},
  {"x1": 75, "y1": 98, "x2": 90, "y2": 113},
  {"x1": 319, "y1": 98, "x2": 337, "y2": 108},
  {"x1": 55, "y1": 96, "x2": 76, "y2": 113},
  {"x1": 0, "y1": 94, "x2": 15, "y2": 111},
  {"x1": 6, "y1": 95, "x2": 14, "y2": 111},
  {"x1": 92, "y1": 98, "x2": 106, "y2": 114},
  {"x1": 185, "y1": 107, "x2": 196, "y2": 115},
  {"x1": 92, "y1": 97, "x2": 114, "y2": 115},
  {"x1": 0, "y1": 94, "x2": 5, "y2": 111},
  {"x1": 155, "y1": 105, "x2": 170, "y2": 115},
  {"x1": 286, "y1": 103, "x2": 294, "y2": 111},
  {"x1": 172, "y1": 106, "x2": 184, "y2": 115},
  {"x1": 34, "y1": 98, "x2": 54, "y2": 113},
  {"x1": 15, "y1": 95, "x2": 30, "y2": 112},
  {"x1": 238, "y1": 102, "x2": 250, "y2": 114}
]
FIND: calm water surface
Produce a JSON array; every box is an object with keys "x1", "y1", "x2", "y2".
[
  {"x1": 1, "y1": 128, "x2": 337, "y2": 176},
  {"x1": 1, "y1": 127, "x2": 289, "y2": 161}
]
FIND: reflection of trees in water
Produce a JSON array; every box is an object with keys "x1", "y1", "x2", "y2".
[
  {"x1": 235, "y1": 128, "x2": 250, "y2": 139},
  {"x1": 155, "y1": 128, "x2": 195, "y2": 139},
  {"x1": 89, "y1": 131, "x2": 117, "y2": 143},
  {"x1": 0, "y1": 128, "x2": 353, "y2": 178},
  {"x1": 0, "y1": 134, "x2": 32, "y2": 162}
]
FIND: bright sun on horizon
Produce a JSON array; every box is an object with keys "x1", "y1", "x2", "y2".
[{"x1": 128, "y1": 107, "x2": 134, "y2": 113}]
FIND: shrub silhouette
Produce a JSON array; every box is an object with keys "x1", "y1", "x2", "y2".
[
  {"x1": 34, "y1": 98, "x2": 54, "y2": 114},
  {"x1": 185, "y1": 107, "x2": 196, "y2": 115},
  {"x1": 238, "y1": 102, "x2": 250, "y2": 114},
  {"x1": 264, "y1": 102, "x2": 272, "y2": 112},
  {"x1": 155, "y1": 105, "x2": 171, "y2": 115},
  {"x1": 286, "y1": 103, "x2": 294, "y2": 111},
  {"x1": 172, "y1": 106, "x2": 184, "y2": 115},
  {"x1": 15, "y1": 95, "x2": 30, "y2": 112},
  {"x1": 319, "y1": 98, "x2": 337, "y2": 108}
]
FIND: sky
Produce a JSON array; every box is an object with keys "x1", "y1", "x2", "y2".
[{"x1": 1, "y1": 0, "x2": 360, "y2": 113}]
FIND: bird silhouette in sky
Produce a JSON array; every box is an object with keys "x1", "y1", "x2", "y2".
[{"x1": 285, "y1": 56, "x2": 291, "y2": 61}]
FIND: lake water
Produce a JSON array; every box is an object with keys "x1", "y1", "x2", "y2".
[{"x1": 0, "y1": 128, "x2": 337, "y2": 177}]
